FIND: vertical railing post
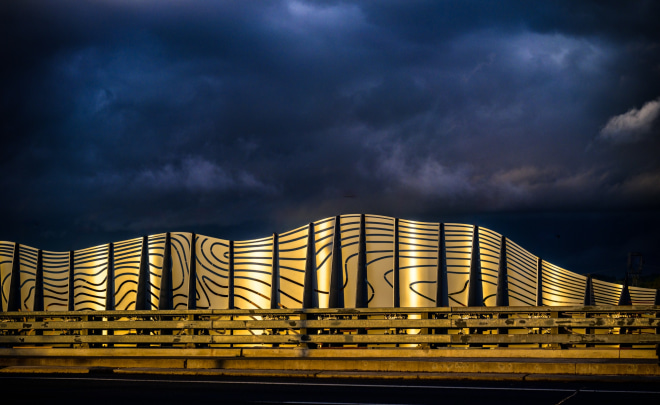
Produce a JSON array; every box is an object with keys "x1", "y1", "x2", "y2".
[
  {"x1": 549, "y1": 310, "x2": 561, "y2": 349},
  {"x1": 186, "y1": 312, "x2": 196, "y2": 349},
  {"x1": 420, "y1": 310, "x2": 429, "y2": 349},
  {"x1": 79, "y1": 314, "x2": 89, "y2": 349},
  {"x1": 299, "y1": 311, "x2": 315, "y2": 349}
]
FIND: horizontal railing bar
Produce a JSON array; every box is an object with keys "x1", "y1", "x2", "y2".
[
  {"x1": 0, "y1": 335, "x2": 213, "y2": 344},
  {"x1": 0, "y1": 334, "x2": 658, "y2": 345},
  {"x1": 1, "y1": 318, "x2": 658, "y2": 330},
  {"x1": 0, "y1": 321, "x2": 213, "y2": 330}
]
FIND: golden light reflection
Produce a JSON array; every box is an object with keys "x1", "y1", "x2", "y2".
[{"x1": 0, "y1": 215, "x2": 655, "y2": 313}]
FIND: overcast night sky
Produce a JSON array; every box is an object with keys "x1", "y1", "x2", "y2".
[{"x1": 1, "y1": 0, "x2": 659, "y2": 279}]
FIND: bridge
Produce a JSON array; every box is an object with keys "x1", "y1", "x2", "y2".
[{"x1": 0, "y1": 214, "x2": 658, "y2": 377}]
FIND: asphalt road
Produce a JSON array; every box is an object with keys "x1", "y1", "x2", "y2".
[{"x1": 1, "y1": 374, "x2": 659, "y2": 405}]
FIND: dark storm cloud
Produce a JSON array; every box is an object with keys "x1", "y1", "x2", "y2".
[{"x1": 1, "y1": 0, "x2": 659, "y2": 276}]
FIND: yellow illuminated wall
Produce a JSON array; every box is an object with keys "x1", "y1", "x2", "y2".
[
  {"x1": 314, "y1": 217, "x2": 336, "y2": 308},
  {"x1": 42, "y1": 250, "x2": 69, "y2": 311},
  {"x1": 74, "y1": 244, "x2": 108, "y2": 311},
  {"x1": 0, "y1": 242, "x2": 15, "y2": 310},
  {"x1": 541, "y1": 261, "x2": 586, "y2": 306},
  {"x1": 170, "y1": 232, "x2": 192, "y2": 309},
  {"x1": 445, "y1": 223, "x2": 473, "y2": 307},
  {"x1": 0, "y1": 215, "x2": 656, "y2": 311},
  {"x1": 195, "y1": 234, "x2": 230, "y2": 309},
  {"x1": 365, "y1": 215, "x2": 394, "y2": 308},
  {"x1": 478, "y1": 227, "x2": 501, "y2": 306},
  {"x1": 233, "y1": 236, "x2": 273, "y2": 310},
  {"x1": 399, "y1": 219, "x2": 438, "y2": 308},
  {"x1": 505, "y1": 239, "x2": 538, "y2": 306},
  {"x1": 277, "y1": 224, "x2": 308, "y2": 309}
]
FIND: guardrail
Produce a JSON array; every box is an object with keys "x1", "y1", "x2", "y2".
[{"x1": 0, "y1": 306, "x2": 658, "y2": 349}]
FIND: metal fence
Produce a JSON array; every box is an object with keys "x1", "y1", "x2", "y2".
[
  {"x1": 0, "y1": 306, "x2": 658, "y2": 349},
  {"x1": 2, "y1": 216, "x2": 657, "y2": 315}
]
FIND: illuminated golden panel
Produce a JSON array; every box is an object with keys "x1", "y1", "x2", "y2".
[
  {"x1": 629, "y1": 286, "x2": 656, "y2": 305},
  {"x1": 18, "y1": 245, "x2": 38, "y2": 311},
  {"x1": 399, "y1": 219, "x2": 438, "y2": 308},
  {"x1": 170, "y1": 232, "x2": 192, "y2": 309},
  {"x1": 278, "y1": 224, "x2": 308, "y2": 309},
  {"x1": 593, "y1": 279, "x2": 623, "y2": 306},
  {"x1": 42, "y1": 250, "x2": 69, "y2": 311},
  {"x1": 113, "y1": 238, "x2": 142, "y2": 311},
  {"x1": 3, "y1": 216, "x2": 657, "y2": 313},
  {"x1": 340, "y1": 214, "x2": 361, "y2": 308},
  {"x1": 195, "y1": 234, "x2": 230, "y2": 309},
  {"x1": 365, "y1": 215, "x2": 394, "y2": 308},
  {"x1": 234, "y1": 236, "x2": 273, "y2": 310},
  {"x1": 541, "y1": 261, "x2": 586, "y2": 306},
  {"x1": 478, "y1": 227, "x2": 501, "y2": 306},
  {"x1": 444, "y1": 223, "x2": 473, "y2": 307},
  {"x1": 147, "y1": 234, "x2": 166, "y2": 309},
  {"x1": 506, "y1": 239, "x2": 537, "y2": 306},
  {"x1": 0, "y1": 241, "x2": 15, "y2": 310},
  {"x1": 74, "y1": 244, "x2": 109, "y2": 311},
  {"x1": 314, "y1": 217, "x2": 336, "y2": 308}
]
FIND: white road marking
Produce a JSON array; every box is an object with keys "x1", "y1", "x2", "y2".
[
  {"x1": 555, "y1": 389, "x2": 580, "y2": 405},
  {"x1": 1, "y1": 376, "x2": 659, "y2": 395},
  {"x1": 255, "y1": 402, "x2": 414, "y2": 405}
]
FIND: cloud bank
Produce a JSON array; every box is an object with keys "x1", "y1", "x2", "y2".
[
  {"x1": 600, "y1": 98, "x2": 660, "y2": 143},
  {"x1": 1, "y1": 0, "x2": 659, "y2": 277}
]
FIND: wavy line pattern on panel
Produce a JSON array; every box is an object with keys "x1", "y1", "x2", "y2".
[
  {"x1": 19, "y1": 245, "x2": 39, "y2": 311},
  {"x1": 1, "y1": 214, "x2": 657, "y2": 312},
  {"x1": 445, "y1": 224, "x2": 473, "y2": 307},
  {"x1": 593, "y1": 279, "x2": 623, "y2": 306},
  {"x1": 541, "y1": 261, "x2": 586, "y2": 306},
  {"x1": 234, "y1": 236, "x2": 273, "y2": 310},
  {"x1": 277, "y1": 225, "x2": 308, "y2": 309},
  {"x1": 195, "y1": 235, "x2": 230, "y2": 309},
  {"x1": 478, "y1": 227, "x2": 501, "y2": 307},
  {"x1": 340, "y1": 214, "x2": 361, "y2": 308},
  {"x1": 505, "y1": 239, "x2": 538, "y2": 306},
  {"x1": 629, "y1": 286, "x2": 657, "y2": 305},
  {"x1": 113, "y1": 238, "x2": 141, "y2": 311},
  {"x1": 74, "y1": 244, "x2": 108, "y2": 311},
  {"x1": 42, "y1": 250, "x2": 69, "y2": 311},
  {"x1": 147, "y1": 234, "x2": 166, "y2": 310},
  {"x1": 365, "y1": 215, "x2": 394, "y2": 307},
  {"x1": 399, "y1": 219, "x2": 438, "y2": 307},
  {"x1": 170, "y1": 233, "x2": 192, "y2": 309},
  {"x1": 314, "y1": 217, "x2": 335, "y2": 308},
  {"x1": 0, "y1": 242, "x2": 15, "y2": 310}
]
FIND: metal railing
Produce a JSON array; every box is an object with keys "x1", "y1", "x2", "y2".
[{"x1": 0, "y1": 306, "x2": 658, "y2": 349}]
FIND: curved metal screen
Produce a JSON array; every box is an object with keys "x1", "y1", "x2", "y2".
[{"x1": 1, "y1": 214, "x2": 656, "y2": 311}]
